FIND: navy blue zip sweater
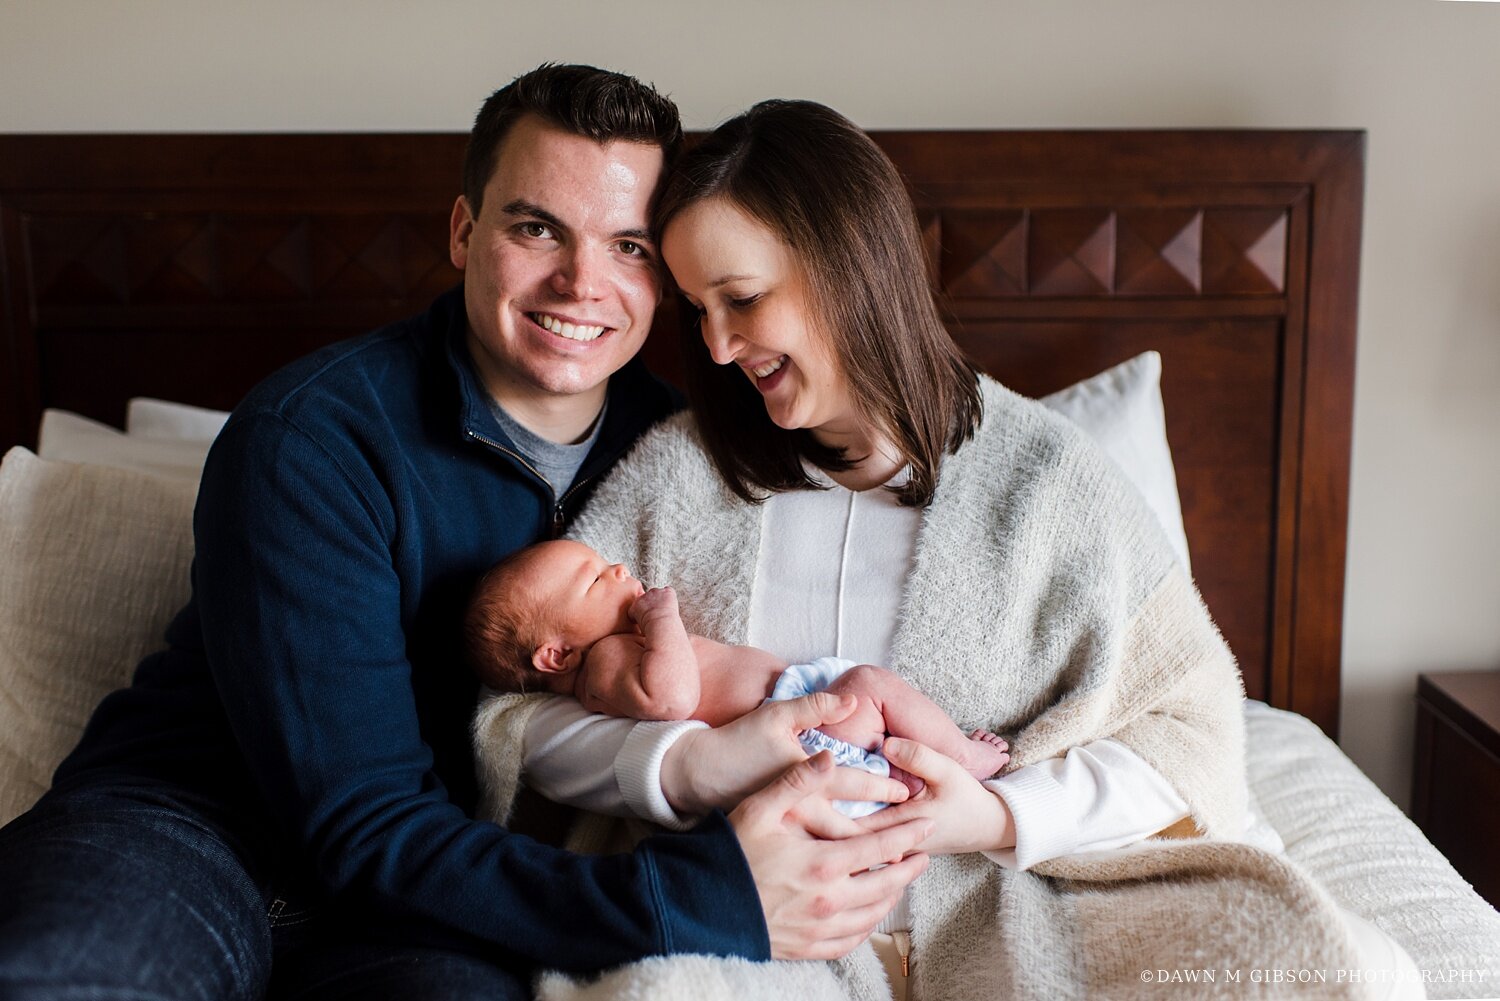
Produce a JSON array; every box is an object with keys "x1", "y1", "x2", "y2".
[{"x1": 54, "y1": 287, "x2": 770, "y2": 970}]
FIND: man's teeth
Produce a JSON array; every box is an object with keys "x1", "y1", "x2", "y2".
[
  {"x1": 533, "y1": 313, "x2": 605, "y2": 341},
  {"x1": 751, "y1": 357, "x2": 786, "y2": 379}
]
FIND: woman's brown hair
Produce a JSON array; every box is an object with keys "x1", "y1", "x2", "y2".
[{"x1": 653, "y1": 99, "x2": 981, "y2": 507}]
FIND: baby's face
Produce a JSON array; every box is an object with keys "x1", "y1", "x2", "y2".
[{"x1": 536, "y1": 541, "x2": 645, "y2": 649}]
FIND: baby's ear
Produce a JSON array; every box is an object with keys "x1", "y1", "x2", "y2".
[{"x1": 532, "y1": 641, "x2": 574, "y2": 676}]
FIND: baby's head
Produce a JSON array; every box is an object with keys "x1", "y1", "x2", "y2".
[{"x1": 464, "y1": 540, "x2": 644, "y2": 694}]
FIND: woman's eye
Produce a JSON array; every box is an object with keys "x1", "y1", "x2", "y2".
[{"x1": 728, "y1": 294, "x2": 762, "y2": 309}]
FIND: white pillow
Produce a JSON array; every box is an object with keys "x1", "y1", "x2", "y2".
[
  {"x1": 0, "y1": 448, "x2": 198, "y2": 825},
  {"x1": 38, "y1": 409, "x2": 212, "y2": 481},
  {"x1": 1040, "y1": 351, "x2": 1191, "y2": 568},
  {"x1": 125, "y1": 397, "x2": 230, "y2": 443}
]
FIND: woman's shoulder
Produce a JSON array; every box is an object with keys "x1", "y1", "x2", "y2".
[
  {"x1": 955, "y1": 376, "x2": 1150, "y2": 515},
  {"x1": 930, "y1": 378, "x2": 1111, "y2": 547},
  {"x1": 958, "y1": 375, "x2": 1181, "y2": 585},
  {"x1": 971, "y1": 374, "x2": 1104, "y2": 465},
  {"x1": 609, "y1": 409, "x2": 718, "y2": 485},
  {"x1": 570, "y1": 409, "x2": 736, "y2": 540}
]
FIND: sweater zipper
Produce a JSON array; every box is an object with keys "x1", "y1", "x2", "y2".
[
  {"x1": 465, "y1": 428, "x2": 592, "y2": 539},
  {"x1": 552, "y1": 477, "x2": 594, "y2": 538}
]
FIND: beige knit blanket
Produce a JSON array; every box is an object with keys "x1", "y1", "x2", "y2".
[{"x1": 475, "y1": 378, "x2": 1368, "y2": 1000}]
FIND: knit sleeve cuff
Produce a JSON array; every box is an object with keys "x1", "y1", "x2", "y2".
[
  {"x1": 616, "y1": 719, "x2": 711, "y2": 832},
  {"x1": 981, "y1": 763, "x2": 1075, "y2": 870},
  {"x1": 640, "y1": 810, "x2": 771, "y2": 960},
  {"x1": 981, "y1": 739, "x2": 1193, "y2": 869}
]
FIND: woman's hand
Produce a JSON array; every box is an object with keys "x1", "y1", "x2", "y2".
[
  {"x1": 858, "y1": 737, "x2": 1017, "y2": 856},
  {"x1": 730, "y1": 751, "x2": 933, "y2": 960},
  {"x1": 661, "y1": 692, "x2": 911, "y2": 816}
]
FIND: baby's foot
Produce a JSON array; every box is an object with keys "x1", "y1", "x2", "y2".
[
  {"x1": 888, "y1": 763, "x2": 926, "y2": 799},
  {"x1": 961, "y1": 730, "x2": 1011, "y2": 779}
]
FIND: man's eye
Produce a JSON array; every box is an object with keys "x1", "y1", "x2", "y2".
[
  {"x1": 518, "y1": 222, "x2": 553, "y2": 239},
  {"x1": 618, "y1": 240, "x2": 648, "y2": 258}
]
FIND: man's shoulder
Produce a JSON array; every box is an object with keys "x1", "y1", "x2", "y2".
[
  {"x1": 598, "y1": 357, "x2": 686, "y2": 444},
  {"x1": 232, "y1": 297, "x2": 452, "y2": 428},
  {"x1": 201, "y1": 291, "x2": 462, "y2": 493}
]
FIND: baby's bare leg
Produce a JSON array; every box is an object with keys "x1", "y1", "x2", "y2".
[{"x1": 822, "y1": 665, "x2": 1010, "y2": 779}]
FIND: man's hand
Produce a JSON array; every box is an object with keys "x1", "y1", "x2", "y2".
[
  {"x1": 731, "y1": 752, "x2": 933, "y2": 960},
  {"x1": 857, "y1": 737, "x2": 1015, "y2": 856},
  {"x1": 661, "y1": 692, "x2": 911, "y2": 816}
]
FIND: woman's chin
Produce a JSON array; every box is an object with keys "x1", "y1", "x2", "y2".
[{"x1": 765, "y1": 406, "x2": 804, "y2": 432}]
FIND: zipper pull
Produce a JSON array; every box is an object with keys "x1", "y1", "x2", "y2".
[
  {"x1": 551, "y1": 503, "x2": 565, "y2": 539},
  {"x1": 894, "y1": 930, "x2": 911, "y2": 978}
]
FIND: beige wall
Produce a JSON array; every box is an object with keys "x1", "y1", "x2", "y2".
[{"x1": 4, "y1": 0, "x2": 1498, "y2": 809}]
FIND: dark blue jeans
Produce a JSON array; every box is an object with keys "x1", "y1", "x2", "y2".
[{"x1": 0, "y1": 779, "x2": 528, "y2": 1000}]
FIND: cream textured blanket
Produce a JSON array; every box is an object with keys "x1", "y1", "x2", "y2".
[{"x1": 475, "y1": 378, "x2": 1368, "y2": 1000}]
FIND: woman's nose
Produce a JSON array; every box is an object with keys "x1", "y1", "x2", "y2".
[{"x1": 701, "y1": 316, "x2": 743, "y2": 366}]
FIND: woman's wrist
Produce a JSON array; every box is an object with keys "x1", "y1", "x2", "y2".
[
  {"x1": 936, "y1": 780, "x2": 1016, "y2": 856},
  {"x1": 980, "y1": 788, "x2": 1017, "y2": 854}
]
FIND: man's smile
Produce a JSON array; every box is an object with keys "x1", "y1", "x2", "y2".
[{"x1": 526, "y1": 310, "x2": 610, "y2": 343}]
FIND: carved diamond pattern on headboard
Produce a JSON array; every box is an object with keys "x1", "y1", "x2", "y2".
[
  {"x1": 930, "y1": 206, "x2": 1287, "y2": 298},
  {"x1": 1117, "y1": 209, "x2": 1203, "y2": 295},
  {"x1": 28, "y1": 217, "x2": 130, "y2": 304},
  {"x1": 940, "y1": 210, "x2": 1027, "y2": 295},
  {"x1": 1202, "y1": 209, "x2": 1287, "y2": 294},
  {"x1": 1030, "y1": 209, "x2": 1116, "y2": 296},
  {"x1": 25, "y1": 212, "x2": 456, "y2": 306}
]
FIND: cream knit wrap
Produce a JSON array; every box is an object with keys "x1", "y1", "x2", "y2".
[{"x1": 475, "y1": 378, "x2": 1368, "y2": 1000}]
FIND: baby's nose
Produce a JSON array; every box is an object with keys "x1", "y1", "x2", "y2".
[{"x1": 609, "y1": 563, "x2": 630, "y2": 580}]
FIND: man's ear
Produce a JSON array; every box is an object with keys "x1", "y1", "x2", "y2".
[
  {"x1": 532, "y1": 640, "x2": 575, "y2": 676},
  {"x1": 449, "y1": 195, "x2": 475, "y2": 271}
]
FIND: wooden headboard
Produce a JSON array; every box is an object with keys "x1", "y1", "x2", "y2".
[{"x1": 0, "y1": 130, "x2": 1364, "y2": 736}]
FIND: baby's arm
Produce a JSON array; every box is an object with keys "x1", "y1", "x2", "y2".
[{"x1": 576, "y1": 587, "x2": 701, "y2": 721}]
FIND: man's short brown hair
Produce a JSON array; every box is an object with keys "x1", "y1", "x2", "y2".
[{"x1": 463, "y1": 63, "x2": 684, "y2": 215}]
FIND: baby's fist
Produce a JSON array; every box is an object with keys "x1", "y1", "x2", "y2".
[{"x1": 631, "y1": 585, "x2": 679, "y2": 622}]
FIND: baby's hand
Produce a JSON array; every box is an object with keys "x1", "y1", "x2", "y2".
[{"x1": 631, "y1": 586, "x2": 680, "y2": 624}]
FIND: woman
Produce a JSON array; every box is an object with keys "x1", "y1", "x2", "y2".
[{"x1": 479, "y1": 101, "x2": 1398, "y2": 1000}]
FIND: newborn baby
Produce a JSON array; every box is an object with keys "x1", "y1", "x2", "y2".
[{"x1": 465, "y1": 540, "x2": 1010, "y2": 814}]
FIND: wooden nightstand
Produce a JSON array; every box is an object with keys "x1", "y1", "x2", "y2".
[{"x1": 1412, "y1": 670, "x2": 1500, "y2": 908}]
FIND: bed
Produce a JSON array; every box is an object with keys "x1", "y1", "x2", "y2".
[{"x1": 1, "y1": 130, "x2": 1497, "y2": 997}]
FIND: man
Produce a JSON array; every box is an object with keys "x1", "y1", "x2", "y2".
[{"x1": 0, "y1": 65, "x2": 927, "y2": 999}]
